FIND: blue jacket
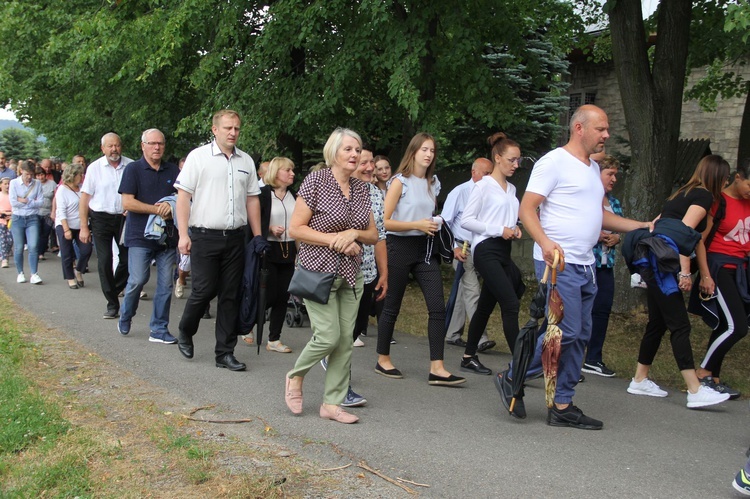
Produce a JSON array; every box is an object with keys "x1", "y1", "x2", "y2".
[
  {"x1": 622, "y1": 218, "x2": 702, "y2": 295},
  {"x1": 144, "y1": 195, "x2": 178, "y2": 245}
]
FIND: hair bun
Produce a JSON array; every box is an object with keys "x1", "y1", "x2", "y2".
[{"x1": 487, "y1": 132, "x2": 507, "y2": 147}]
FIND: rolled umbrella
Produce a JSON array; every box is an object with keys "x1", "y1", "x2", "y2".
[
  {"x1": 541, "y1": 250, "x2": 565, "y2": 408},
  {"x1": 508, "y1": 280, "x2": 547, "y2": 414},
  {"x1": 255, "y1": 252, "x2": 269, "y2": 355}
]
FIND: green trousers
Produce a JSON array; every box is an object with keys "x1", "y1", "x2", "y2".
[{"x1": 288, "y1": 273, "x2": 363, "y2": 405}]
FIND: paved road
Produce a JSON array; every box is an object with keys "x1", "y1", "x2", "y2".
[{"x1": 3, "y1": 255, "x2": 749, "y2": 497}]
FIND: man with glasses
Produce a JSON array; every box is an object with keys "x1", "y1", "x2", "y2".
[
  {"x1": 443, "y1": 158, "x2": 495, "y2": 354},
  {"x1": 116, "y1": 128, "x2": 179, "y2": 343},
  {"x1": 0, "y1": 151, "x2": 16, "y2": 180},
  {"x1": 80, "y1": 132, "x2": 133, "y2": 319}
]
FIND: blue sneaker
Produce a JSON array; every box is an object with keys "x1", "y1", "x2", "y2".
[
  {"x1": 149, "y1": 331, "x2": 177, "y2": 344},
  {"x1": 118, "y1": 320, "x2": 131, "y2": 336},
  {"x1": 320, "y1": 357, "x2": 328, "y2": 371},
  {"x1": 341, "y1": 386, "x2": 366, "y2": 407},
  {"x1": 733, "y1": 468, "x2": 750, "y2": 496}
]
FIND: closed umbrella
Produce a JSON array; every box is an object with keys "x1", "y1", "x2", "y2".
[
  {"x1": 541, "y1": 250, "x2": 565, "y2": 408},
  {"x1": 507, "y1": 280, "x2": 547, "y2": 414},
  {"x1": 255, "y1": 252, "x2": 269, "y2": 355}
]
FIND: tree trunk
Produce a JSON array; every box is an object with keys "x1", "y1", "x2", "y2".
[{"x1": 608, "y1": 0, "x2": 692, "y2": 312}]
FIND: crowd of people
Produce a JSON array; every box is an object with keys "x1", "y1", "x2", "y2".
[{"x1": 3, "y1": 105, "x2": 750, "y2": 491}]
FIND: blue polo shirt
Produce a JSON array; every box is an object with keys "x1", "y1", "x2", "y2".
[{"x1": 118, "y1": 157, "x2": 178, "y2": 249}]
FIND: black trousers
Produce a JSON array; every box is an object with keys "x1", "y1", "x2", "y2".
[
  {"x1": 701, "y1": 267, "x2": 750, "y2": 377},
  {"x1": 266, "y1": 259, "x2": 295, "y2": 342},
  {"x1": 89, "y1": 210, "x2": 128, "y2": 313},
  {"x1": 353, "y1": 274, "x2": 383, "y2": 341},
  {"x1": 179, "y1": 229, "x2": 245, "y2": 360},
  {"x1": 639, "y1": 275, "x2": 694, "y2": 370},
  {"x1": 465, "y1": 237, "x2": 523, "y2": 357},
  {"x1": 377, "y1": 235, "x2": 445, "y2": 361}
]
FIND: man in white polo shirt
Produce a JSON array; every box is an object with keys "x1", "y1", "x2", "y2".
[
  {"x1": 79, "y1": 132, "x2": 133, "y2": 319},
  {"x1": 174, "y1": 109, "x2": 266, "y2": 372}
]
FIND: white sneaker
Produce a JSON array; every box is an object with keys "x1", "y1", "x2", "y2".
[
  {"x1": 16, "y1": 273, "x2": 26, "y2": 283},
  {"x1": 30, "y1": 273, "x2": 42, "y2": 285},
  {"x1": 353, "y1": 337, "x2": 365, "y2": 347},
  {"x1": 174, "y1": 281, "x2": 184, "y2": 298},
  {"x1": 687, "y1": 384, "x2": 731, "y2": 409},
  {"x1": 627, "y1": 377, "x2": 668, "y2": 397}
]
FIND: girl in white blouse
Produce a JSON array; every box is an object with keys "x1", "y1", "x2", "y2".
[{"x1": 460, "y1": 133, "x2": 525, "y2": 375}]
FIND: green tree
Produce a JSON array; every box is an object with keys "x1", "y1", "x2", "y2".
[
  {"x1": 0, "y1": 0, "x2": 581, "y2": 168},
  {"x1": 0, "y1": 128, "x2": 30, "y2": 160}
]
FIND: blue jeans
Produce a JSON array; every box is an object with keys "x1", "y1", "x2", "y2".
[
  {"x1": 10, "y1": 214, "x2": 39, "y2": 275},
  {"x1": 524, "y1": 260, "x2": 597, "y2": 404},
  {"x1": 119, "y1": 245, "x2": 176, "y2": 334}
]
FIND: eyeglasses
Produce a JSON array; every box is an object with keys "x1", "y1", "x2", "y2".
[
  {"x1": 143, "y1": 141, "x2": 165, "y2": 147},
  {"x1": 504, "y1": 157, "x2": 522, "y2": 164}
]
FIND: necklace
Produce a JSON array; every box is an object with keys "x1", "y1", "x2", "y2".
[{"x1": 274, "y1": 189, "x2": 290, "y2": 259}]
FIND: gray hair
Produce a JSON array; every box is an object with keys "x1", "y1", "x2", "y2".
[
  {"x1": 322, "y1": 128, "x2": 362, "y2": 168},
  {"x1": 100, "y1": 132, "x2": 121, "y2": 147},
  {"x1": 141, "y1": 128, "x2": 164, "y2": 143},
  {"x1": 62, "y1": 162, "x2": 84, "y2": 184}
]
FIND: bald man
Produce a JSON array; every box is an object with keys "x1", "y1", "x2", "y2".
[
  {"x1": 442, "y1": 158, "x2": 495, "y2": 353},
  {"x1": 515, "y1": 105, "x2": 651, "y2": 429}
]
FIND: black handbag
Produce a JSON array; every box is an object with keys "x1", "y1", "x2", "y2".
[{"x1": 287, "y1": 258, "x2": 341, "y2": 304}]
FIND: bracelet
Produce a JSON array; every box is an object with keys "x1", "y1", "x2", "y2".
[{"x1": 678, "y1": 272, "x2": 691, "y2": 279}]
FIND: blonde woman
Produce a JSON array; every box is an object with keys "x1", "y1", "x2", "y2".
[{"x1": 284, "y1": 128, "x2": 377, "y2": 424}]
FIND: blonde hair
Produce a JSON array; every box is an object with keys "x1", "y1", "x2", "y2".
[
  {"x1": 264, "y1": 157, "x2": 294, "y2": 187},
  {"x1": 322, "y1": 128, "x2": 362, "y2": 168},
  {"x1": 212, "y1": 109, "x2": 241, "y2": 127}
]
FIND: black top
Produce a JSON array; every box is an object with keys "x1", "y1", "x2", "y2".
[
  {"x1": 660, "y1": 187, "x2": 714, "y2": 233},
  {"x1": 118, "y1": 157, "x2": 178, "y2": 249}
]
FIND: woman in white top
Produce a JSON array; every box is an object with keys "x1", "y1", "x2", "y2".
[
  {"x1": 376, "y1": 132, "x2": 465, "y2": 386},
  {"x1": 54, "y1": 163, "x2": 92, "y2": 289},
  {"x1": 460, "y1": 133, "x2": 525, "y2": 379}
]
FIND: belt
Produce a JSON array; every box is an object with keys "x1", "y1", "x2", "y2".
[
  {"x1": 190, "y1": 226, "x2": 245, "y2": 236},
  {"x1": 455, "y1": 239, "x2": 465, "y2": 245}
]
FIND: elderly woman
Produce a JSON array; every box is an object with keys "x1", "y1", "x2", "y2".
[
  {"x1": 582, "y1": 154, "x2": 622, "y2": 378},
  {"x1": 259, "y1": 156, "x2": 297, "y2": 353},
  {"x1": 54, "y1": 163, "x2": 92, "y2": 289},
  {"x1": 284, "y1": 128, "x2": 378, "y2": 424},
  {"x1": 9, "y1": 161, "x2": 43, "y2": 284},
  {"x1": 0, "y1": 177, "x2": 13, "y2": 268}
]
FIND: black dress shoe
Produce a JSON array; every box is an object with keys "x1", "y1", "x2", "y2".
[
  {"x1": 216, "y1": 353, "x2": 246, "y2": 371},
  {"x1": 460, "y1": 356, "x2": 492, "y2": 375},
  {"x1": 177, "y1": 333, "x2": 194, "y2": 359},
  {"x1": 477, "y1": 340, "x2": 497, "y2": 353},
  {"x1": 446, "y1": 338, "x2": 467, "y2": 347},
  {"x1": 428, "y1": 373, "x2": 466, "y2": 386}
]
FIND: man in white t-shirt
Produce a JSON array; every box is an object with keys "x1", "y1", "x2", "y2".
[{"x1": 518, "y1": 105, "x2": 651, "y2": 430}]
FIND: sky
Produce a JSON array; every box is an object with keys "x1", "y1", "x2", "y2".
[{"x1": 0, "y1": 106, "x2": 17, "y2": 121}]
